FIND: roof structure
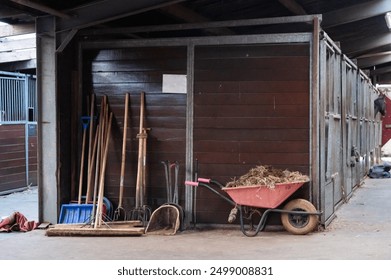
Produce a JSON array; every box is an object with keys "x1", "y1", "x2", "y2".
[{"x1": 1, "y1": 0, "x2": 391, "y2": 81}]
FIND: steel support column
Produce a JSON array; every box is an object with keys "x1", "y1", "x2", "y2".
[
  {"x1": 36, "y1": 15, "x2": 58, "y2": 224},
  {"x1": 311, "y1": 16, "x2": 321, "y2": 213},
  {"x1": 185, "y1": 43, "x2": 194, "y2": 227}
]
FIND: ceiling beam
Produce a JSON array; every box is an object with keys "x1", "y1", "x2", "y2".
[
  {"x1": 160, "y1": 4, "x2": 212, "y2": 22},
  {"x1": 80, "y1": 14, "x2": 320, "y2": 36},
  {"x1": 0, "y1": 5, "x2": 25, "y2": 19},
  {"x1": 160, "y1": 4, "x2": 235, "y2": 35},
  {"x1": 56, "y1": 0, "x2": 186, "y2": 33},
  {"x1": 357, "y1": 51, "x2": 391, "y2": 59},
  {"x1": 342, "y1": 33, "x2": 391, "y2": 56},
  {"x1": 374, "y1": 72, "x2": 391, "y2": 83},
  {"x1": 0, "y1": 59, "x2": 36, "y2": 72},
  {"x1": 0, "y1": 48, "x2": 36, "y2": 63},
  {"x1": 277, "y1": 0, "x2": 307, "y2": 15},
  {"x1": 10, "y1": 0, "x2": 70, "y2": 19},
  {"x1": 357, "y1": 53, "x2": 391, "y2": 68},
  {"x1": 0, "y1": 23, "x2": 35, "y2": 37},
  {"x1": 322, "y1": 0, "x2": 391, "y2": 28},
  {"x1": 56, "y1": 29, "x2": 78, "y2": 53},
  {"x1": 0, "y1": 35, "x2": 35, "y2": 52},
  {"x1": 371, "y1": 65, "x2": 391, "y2": 75}
]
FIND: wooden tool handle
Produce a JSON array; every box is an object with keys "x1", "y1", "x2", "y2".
[{"x1": 118, "y1": 93, "x2": 129, "y2": 207}]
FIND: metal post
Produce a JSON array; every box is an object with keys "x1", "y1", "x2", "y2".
[
  {"x1": 184, "y1": 43, "x2": 194, "y2": 228},
  {"x1": 24, "y1": 74, "x2": 29, "y2": 186},
  {"x1": 36, "y1": 15, "x2": 58, "y2": 224},
  {"x1": 311, "y1": 16, "x2": 320, "y2": 212}
]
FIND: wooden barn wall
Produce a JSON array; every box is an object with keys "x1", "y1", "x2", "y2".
[
  {"x1": 84, "y1": 47, "x2": 187, "y2": 213},
  {"x1": 0, "y1": 124, "x2": 37, "y2": 193},
  {"x1": 193, "y1": 44, "x2": 310, "y2": 224},
  {"x1": 28, "y1": 124, "x2": 38, "y2": 186},
  {"x1": 57, "y1": 43, "x2": 80, "y2": 208},
  {"x1": 75, "y1": 35, "x2": 381, "y2": 227}
]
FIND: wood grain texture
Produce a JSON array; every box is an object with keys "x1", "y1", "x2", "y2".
[
  {"x1": 0, "y1": 124, "x2": 35, "y2": 193},
  {"x1": 193, "y1": 44, "x2": 310, "y2": 223}
]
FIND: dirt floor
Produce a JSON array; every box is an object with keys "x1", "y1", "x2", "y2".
[{"x1": 1, "y1": 178, "x2": 391, "y2": 260}]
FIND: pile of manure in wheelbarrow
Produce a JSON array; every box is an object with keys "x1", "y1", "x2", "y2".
[{"x1": 225, "y1": 165, "x2": 309, "y2": 188}]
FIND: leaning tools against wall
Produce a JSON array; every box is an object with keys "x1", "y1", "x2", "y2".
[
  {"x1": 85, "y1": 93, "x2": 96, "y2": 204},
  {"x1": 129, "y1": 92, "x2": 152, "y2": 225},
  {"x1": 145, "y1": 160, "x2": 183, "y2": 235},
  {"x1": 77, "y1": 116, "x2": 90, "y2": 205},
  {"x1": 50, "y1": 94, "x2": 145, "y2": 237},
  {"x1": 57, "y1": 115, "x2": 96, "y2": 225},
  {"x1": 114, "y1": 93, "x2": 130, "y2": 221},
  {"x1": 94, "y1": 95, "x2": 113, "y2": 228},
  {"x1": 58, "y1": 95, "x2": 112, "y2": 225},
  {"x1": 161, "y1": 160, "x2": 180, "y2": 205}
]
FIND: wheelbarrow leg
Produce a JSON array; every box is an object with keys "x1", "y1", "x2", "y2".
[{"x1": 239, "y1": 207, "x2": 274, "y2": 237}]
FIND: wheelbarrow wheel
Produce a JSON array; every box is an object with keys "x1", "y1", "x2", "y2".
[{"x1": 281, "y1": 199, "x2": 318, "y2": 235}]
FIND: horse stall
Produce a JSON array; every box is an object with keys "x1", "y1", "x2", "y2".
[
  {"x1": 0, "y1": 72, "x2": 37, "y2": 194},
  {"x1": 55, "y1": 15, "x2": 382, "y2": 228},
  {"x1": 318, "y1": 34, "x2": 382, "y2": 225}
]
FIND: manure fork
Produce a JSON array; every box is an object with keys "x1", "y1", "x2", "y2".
[
  {"x1": 129, "y1": 92, "x2": 151, "y2": 224},
  {"x1": 161, "y1": 160, "x2": 179, "y2": 204},
  {"x1": 114, "y1": 93, "x2": 130, "y2": 221}
]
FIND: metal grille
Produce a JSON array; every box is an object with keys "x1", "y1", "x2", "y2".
[
  {"x1": 0, "y1": 71, "x2": 36, "y2": 124},
  {"x1": 28, "y1": 76, "x2": 37, "y2": 122}
]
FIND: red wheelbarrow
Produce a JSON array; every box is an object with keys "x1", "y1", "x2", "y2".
[{"x1": 185, "y1": 178, "x2": 321, "y2": 237}]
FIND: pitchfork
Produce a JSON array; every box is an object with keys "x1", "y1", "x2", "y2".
[
  {"x1": 114, "y1": 93, "x2": 129, "y2": 221},
  {"x1": 129, "y1": 92, "x2": 151, "y2": 224}
]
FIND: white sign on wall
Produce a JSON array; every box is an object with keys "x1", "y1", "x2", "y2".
[{"x1": 162, "y1": 74, "x2": 187, "y2": 94}]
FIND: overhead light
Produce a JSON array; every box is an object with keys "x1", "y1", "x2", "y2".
[{"x1": 386, "y1": 12, "x2": 391, "y2": 29}]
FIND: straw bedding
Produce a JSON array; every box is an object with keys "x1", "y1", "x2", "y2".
[{"x1": 225, "y1": 165, "x2": 309, "y2": 188}]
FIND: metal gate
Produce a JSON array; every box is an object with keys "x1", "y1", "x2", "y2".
[
  {"x1": 342, "y1": 58, "x2": 360, "y2": 198},
  {"x1": 319, "y1": 37, "x2": 344, "y2": 223},
  {"x1": 0, "y1": 71, "x2": 36, "y2": 123},
  {"x1": 319, "y1": 34, "x2": 382, "y2": 225},
  {"x1": 0, "y1": 70, "x2": 37, "y2": 191}
]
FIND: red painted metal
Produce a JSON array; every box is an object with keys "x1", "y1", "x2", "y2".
[
  {"x1": 382, "y1": 96, "x2": 391, "y2": 146},
  {"x1": 222, "y1": 181, "x2": 307, "y2": 209}
]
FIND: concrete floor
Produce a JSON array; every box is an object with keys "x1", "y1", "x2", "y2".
[{"x1": 1, "y1": 178, "x2": 391, "y2": 260}]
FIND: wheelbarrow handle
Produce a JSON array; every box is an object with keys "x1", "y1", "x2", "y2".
[
  {"x1": 185, "y1": 181, "x2": 199, "y2": 187},
  {"x1": 197, "y1": 178, "x2": 211, "y2": 183},
  {"x1": 185, "y1": 181, "x2": 235, "y2": 206},
  {"x1": 197, "y1": 178, "x2": 225, "y2": 189}
]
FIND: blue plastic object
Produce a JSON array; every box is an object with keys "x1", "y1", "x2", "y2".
[
  {"x1": 79, "y1": 196, "x2": 113, "y2": 220},
  {"x1": 58, "y1": 204, "x2": 107, "y2": 224},
  {"x1": 59, "y1": 204, "x2": 93, "y2": 224}
]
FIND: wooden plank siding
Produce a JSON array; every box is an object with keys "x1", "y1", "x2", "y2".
[
  {"x1": 0, "y1": 124, "x2": 37, "y2": 193},
  {"x1": 85, "y1": 43, "x2": 310, "y2": 224},
  {"x1": 0, "y1": 34, "x2": 36, "y2": 63},
  {"x1": 193, "y1": 44, "x2": 310, "y2": 224},
  {"x1": 86, "y1": 47, "x2": 187, "y2": 212},
  {"x1": 28, "y1": 124, "x2": 38, "y2": 186}
]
